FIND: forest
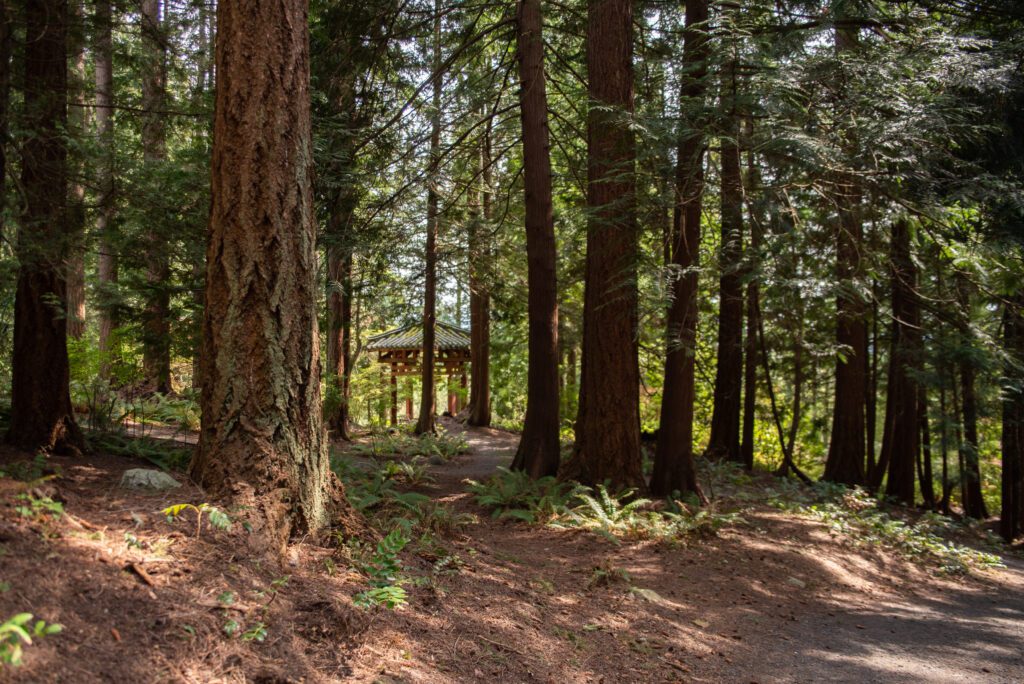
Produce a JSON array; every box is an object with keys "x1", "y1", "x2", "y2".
[{"x1": 0, "y1": 0, "x2": 1022, "y2": 680}]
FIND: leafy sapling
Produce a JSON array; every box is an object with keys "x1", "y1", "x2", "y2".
[
  {"x1": 0, "y1": 613, "x2": 62, "y2": 667},
  {"x1": 162, "y1": 503, "x2": 232, "y2": 538}
]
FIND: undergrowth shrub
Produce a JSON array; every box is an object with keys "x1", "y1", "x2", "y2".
[
  {"x1": 465, "y1": 467, "x2": 576, "y2": 523},
  {"x1": 768, "y1": 482, "x2": 1005, "y2": 574},
  {"x1": 466, "y1": 470, "x2": 742, "y2": 542},
  {"x1": 348, "y1": 427, "x2": 468, "y2": 461},
  {"x1": 88, "y1": 432, "x2": 192, "y2": 471}
]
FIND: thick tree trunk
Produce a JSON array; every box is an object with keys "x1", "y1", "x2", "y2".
[
  {"x1": 650, "y1": 0, "x2": 707, "y2": 497},
  {"x1": 563, "y1": 0, "x2": 642, "y2": 491},
  {"x1": 956, "y1": 274, "x2": 988, "y2": 518},
  {"x1": 823, "y1": 27, "x2": 867, "y2": 487},
  {"x1": 510, "y1": 0, "x2": 560, "y2": 478},
  {"x1": 94, "y1": 0, "x2": 117, "y2": 380},
  {"x1": 416, "y1": 3, "x2": 442, "y2": 436},
  {"x1": 1001, "y1": 294, "x2": 1024, "y2": 541},
  {"x1": 141, "y1": 0, "x2": 171, "y2": 393},
  {"x1": 875, "y1": 219, "x2": 919, "y2": 504},
  {"x1": 467, "y1": 119, "x2": 492, "y2": 427},
  {"x1": 189, "y1": 0, "x2": 350, "y2": 553},
  {"x1": 707, "y1": 55, "x2": 744, "y2": 464},
  {"x1": 7, "y1": 0, "x2": 83, "y2": 454}
]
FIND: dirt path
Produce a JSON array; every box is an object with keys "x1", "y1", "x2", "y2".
[
  {"x1": 350, "y1": 423, "x2": 1024, "y2": 683},
  {"x1": 1, "y1": 424, "x2": 1021, "y2": 682}
]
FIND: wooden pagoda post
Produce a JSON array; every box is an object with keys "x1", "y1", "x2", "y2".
[
  {"x1": 390, "y1": 362, "x2": 398, "y2": 426},
  {"x1": 458, "y1": 365, "x2": 467, "y2": 412}
]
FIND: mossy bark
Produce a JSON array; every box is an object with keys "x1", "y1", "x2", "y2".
[{"x1": 189, "y1": 0, "x2": 353, "y2": 553}]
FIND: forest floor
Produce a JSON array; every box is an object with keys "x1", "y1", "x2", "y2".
[{"x1": 0, "y1": 421, "x2": 1022, "y2": 683}]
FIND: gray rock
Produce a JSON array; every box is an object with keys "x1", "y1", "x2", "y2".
[{"x1": 120, "y1": 468, "x2": 182, "y2": 490}]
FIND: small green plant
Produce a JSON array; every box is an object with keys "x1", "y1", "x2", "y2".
[
  {"x1": 353, "y1": 586, "x2": 407, "y2": 609},
  {"x1": 123, "y1": 532, "x2": 144, "y2": 550},
  {"x1": 15, "y1": 494, "x2": 64, "y2": 520},
  {"x1": 162, "y1": 503, "x2": 232, "y2": 538},
  {"x1": 0, "y1": 454, "x2": 55, "y2": 482},
  {"x1": 0, "y1": 613, "x2": 62, "y2": 666},
  {"x1": 241, "y1": 622, "x2": 268, "y2": 642},
  {"x1": 587, "y1": 564, "x2": 632, "y2": 589},
  {"x1": 353, "y1": 527, "x2": 410, "y2": 609}
]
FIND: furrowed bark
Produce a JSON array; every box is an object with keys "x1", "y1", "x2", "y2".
[
  {"x1": 875, "y1": 219, "x2": 920, "y2": 504},
  {"x1": 190, "y1": 0, "x2": 354, "y2": 553},
  {"x1": 651, "y1": 0, "x2": 707, "y2": 498},
  {"x1": 7, "y1": 0, "x2": 84, "y2": 454},
  {"x1": 510, "y1": 0, "x2": 560, "y2": 478},
  {"x1": 823, "y1": 24, "x2": 867, "y2": 487},
  {"x1": 416, "y1": 0, "x2": 442, "y2": 436},
  {"x1": 563, "y1": 0, "x2": 643, "y2": 491},
  {"x1": 94, "y1": 0, "x2": 118, "y2": 382}
]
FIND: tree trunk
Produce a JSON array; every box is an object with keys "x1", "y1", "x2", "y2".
[
  {"x1": 740, "y1": 265, "x2": 759, "y2": 470},
  {"x1": 783, "y1": 322, "x2": 804, "y2": 473},
  {"x1": 707, "y1": 42, "x2": 744, "y2": 464},
  {"x1": 141, "y1": 0, "x2": 171, "y2": 393},
  {"x1": 1001, "y1": 293, "x2": 1024, "y2": 541},
  {"x1": 919, "y1": 383, "x2": 936, "y2": 509},
  {"x1": 189, "y1": 0, "x2": 351, "y2": 553},
  {"x1": 467, "y1": 118, "x2": 491, "y2": 427},
  {"x1": 867, "y1": 278, "x2": 879, "y2": 475},
  {"x1": 0, "y1": 0, "x2": 10, "y2": 235},
  {"x1": 956, "y1": 273, "x2": 988, "y2": 518},
  {"x1": 939, "y1": 383, "x2": 952, "y2": 513},
  {"x1": 7, "y1": 0, "x2": 83, "y2": 454},
  {"x1": 65, "y1": 0, "x2": 88, "y2": 340},
  {"x1": 510, "y1": 0, "x2": 560, "y2": 478},
  {"x1": 416, "y1": 2, "x2": 442, "y2": 436},
  {"x1": 823, "y1": 26, "x2": 867, "y2": 487},
  {"x1": 650, "y1": 0, "x2": 707, "y2": 498},
  {"x1": 563, "y1": 0, "x2": 642, "y2": 491},
  {"x1": 326, "y1": 244, "x2": 352, "y2": 439},
  {"x1": 94, "y1": 0, "x2": 117, "y2": 381},
  {"x1": 875, "y1": 219, "x2": 919, "y2": 504}
]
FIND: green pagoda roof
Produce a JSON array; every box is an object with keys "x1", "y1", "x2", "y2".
[{"x1": 366, "y1": 321, "x2": 471, "y2": 352}]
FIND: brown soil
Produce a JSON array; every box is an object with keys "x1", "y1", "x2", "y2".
[{"x1": 1, "y1": 423, "x2": 1022, "y2": 683}]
